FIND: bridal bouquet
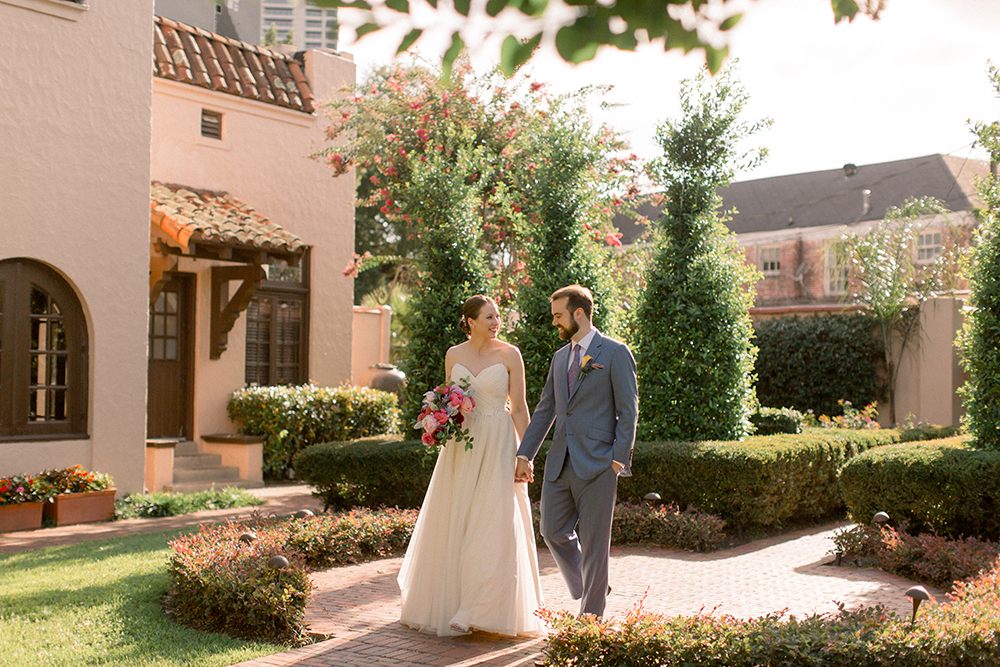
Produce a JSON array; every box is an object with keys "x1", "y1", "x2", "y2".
[{"x1": 414, "y1": 380, "x2": 476, "y2": 451}]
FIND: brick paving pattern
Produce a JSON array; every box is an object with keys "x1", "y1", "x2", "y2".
[{"x1": 0, "y1": 485, "x2": 945, "y2": 667}]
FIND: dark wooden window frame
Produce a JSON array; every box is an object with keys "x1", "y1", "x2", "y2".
[
  {"x1": 0, "y1": 258, "x2": 89, "y2": 441},
  {"x1": 245, "y1": 250, "x2": 310, "y2": 387}
]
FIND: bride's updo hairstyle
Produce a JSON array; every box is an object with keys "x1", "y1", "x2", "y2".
[{"x1": 459, "y1": 295, "x2": 498, "y2": 336}]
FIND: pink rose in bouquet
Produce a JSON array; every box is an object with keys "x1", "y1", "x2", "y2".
[{"x1": 413, "y1": 379, "x2": 476, "y2": 451}]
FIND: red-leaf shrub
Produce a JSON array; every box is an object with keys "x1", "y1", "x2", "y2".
[{"x1": 166, "y1": 507, "x2": 417, "y2": 644}]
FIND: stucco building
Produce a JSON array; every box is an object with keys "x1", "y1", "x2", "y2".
[{"x1": 1, "y1": 2, "x2": 356, "y2": 493}]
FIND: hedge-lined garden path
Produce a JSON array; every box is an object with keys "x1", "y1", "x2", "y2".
[{"x1": 0, "y1": 485, "x2": 946, "y2": 667}]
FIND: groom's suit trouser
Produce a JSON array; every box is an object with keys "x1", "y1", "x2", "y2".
[{"x1": 540, "y1": 455, "x2": 618, "y2": 618}]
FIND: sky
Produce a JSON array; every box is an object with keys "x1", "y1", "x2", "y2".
[{"x1": 333, "y1": 0, "x2": 1000, "y2": 182}]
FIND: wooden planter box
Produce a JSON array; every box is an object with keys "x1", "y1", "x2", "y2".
[
  {"x1": 0, "y1": 501, "x2": 44, "y2": 533},
  {"x1": 43, "y1": 488, "x2": 117, "y2": 526}
]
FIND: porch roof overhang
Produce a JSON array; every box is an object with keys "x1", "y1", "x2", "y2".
[
  {"x1": 151, "y1": 181, "x2": 305, "y2": 261},
  {"x1": 150, "y1": 182, "x2": 309, "y2": 359}
]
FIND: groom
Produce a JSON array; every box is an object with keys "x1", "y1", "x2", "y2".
[{"x1": 515, "y1": 284, "x2": 638, "y2": 618}]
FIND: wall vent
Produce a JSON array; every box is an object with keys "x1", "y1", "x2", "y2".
[{"x1": 201, "y1": 109, "x2": 223, "y2": 140}]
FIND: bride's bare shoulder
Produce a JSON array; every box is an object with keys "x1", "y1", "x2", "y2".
[{"x1": 496, "y1": 341, "x2": 523, "y2": 362}]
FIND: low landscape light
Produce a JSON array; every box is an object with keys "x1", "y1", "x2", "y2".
[
  {"x1": 873, "y1": 511, "x2": 890, "y2": 525},
  {"x1": 238, "y1": 531, "x2": 257, "y2": 545},
  {"x1": 267, "y1": 555, "x2": 289, "y2": 570},
  {"x1": 905, "y1": 585, "x2": 931, "y2": 622},
  {"x1": 292, "y1": 509, "x2": 314, "y2": 519}
]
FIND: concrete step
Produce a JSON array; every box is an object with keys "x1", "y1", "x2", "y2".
[
  {"x1": 173, "y1": 464, "x2": 242, "y2": 483},
  {"x1": 173, "y1": 453, "x2": 223, "y2": 469},
  {"x1": 174, "y1": 440, "x2": 200, "y2": 457}
]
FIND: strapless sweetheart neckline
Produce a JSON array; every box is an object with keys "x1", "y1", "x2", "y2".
[{"x1": 453, "y1": 362, "x2": 506, "y2": 378}]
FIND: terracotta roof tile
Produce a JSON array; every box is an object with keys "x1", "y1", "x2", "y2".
[
  {"x1": 153, "y1": 15, "x2": 314, "y2": 114},
  {"x1": 151, "y1": 182, "x2": 304, "y2": 253}
]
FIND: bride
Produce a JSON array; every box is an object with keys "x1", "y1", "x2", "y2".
[{"x1": 398, "y1": 294, "x2": 545, "y2": 637}]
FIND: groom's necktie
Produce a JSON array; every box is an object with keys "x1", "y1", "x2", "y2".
[{"x1": 567, "y1": 343, "x2": 582, "y2": 392}]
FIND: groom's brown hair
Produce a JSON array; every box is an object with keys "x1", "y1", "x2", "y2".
[{"x1": 551, "y1": 285, "x2": 593, "y2": 320}]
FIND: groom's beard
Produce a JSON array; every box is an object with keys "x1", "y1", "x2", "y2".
[{"x1": 556, "y1": 318, "x2": 579, "y2": 341}]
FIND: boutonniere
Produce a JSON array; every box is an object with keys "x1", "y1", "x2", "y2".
[{"x1": 577, "y1": 355, "x2": 604, "y2": 380}]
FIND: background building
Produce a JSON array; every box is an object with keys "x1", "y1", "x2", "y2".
[{"x1": 153, "y1": 0, "x2": 339, "y2": 51}]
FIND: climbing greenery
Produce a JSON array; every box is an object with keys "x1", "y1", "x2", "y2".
[
  {"x1": 318, "y1": 57, "x2": 636, "y2": 419},
  {"x1": 959, "y1": 61, "x2": 1000, "y2": 450},
  {"x1": 634, "y1": 63, "x2": 769, "y2": 441},
  {"x1": 510, "y1": 88, "x2": 638, "y2": 407}
]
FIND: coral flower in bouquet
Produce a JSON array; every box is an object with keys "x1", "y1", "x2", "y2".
[{"x1": 414, "y1": 380, "x2": 476, "y2": 450}]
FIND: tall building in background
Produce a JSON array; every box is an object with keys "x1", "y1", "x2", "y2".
[
  {"x1": 155, "y1": 0, "x2": 262, "y2": 43},
  {"x1": 153, "y1": 0, "x2": 339, "y2": 51},
  {"x1": 261, "y1": 0, "x2": 339, "y2": 50}
]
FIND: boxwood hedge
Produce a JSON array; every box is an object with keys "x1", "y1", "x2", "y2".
[
  {"x1": 296, "y1": 428, "x2": 898, "y2": 529},
  {"x1": 228, "y1": 384, "x2": 401, "y2": 479},
  {"x1": 840, "y1": 436, "x2": 1000, "y2": 539}
]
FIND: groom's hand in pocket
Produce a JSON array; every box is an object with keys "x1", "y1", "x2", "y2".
[{"x1": 515, "y1": 457, "x2": 534, "y2": 484}]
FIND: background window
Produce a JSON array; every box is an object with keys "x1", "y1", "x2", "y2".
[
  {"x1": 759, "y1": 245, "x2": 781, "y2": 275},
  {"x1": 0, "y1": 259, "x2": 88, "y2": 439},
  {"x1": 246, "y1": 291, "x2": 306, "y2": 386},
  {"x1": 917, "y1": 231, "x2": 942, "y2": 263},
  {"x1": 825, "y1": 242, "x2": 849, "y2": 295}
]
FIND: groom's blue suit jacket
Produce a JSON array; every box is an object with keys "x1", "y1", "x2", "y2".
[{"x1": 517, "y1": 330, "x2": 639, "y2": 482}]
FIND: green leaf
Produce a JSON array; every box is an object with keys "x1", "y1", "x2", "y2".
[
  {"x1": 355, "y1": 22, "x2": 382, "y2": 39},
  {"x1": 719, "y1": 13, "x2": 742, "y2": 31},
  {"x1": 500, "y1": 34, "x2": 542, "y2": 76},
  {"x1": 555, "y1": 26, "x2": 599, "y2": 64},
  {"x1": 831, "y1": 0, "x2": 860, "y2": 23},
  {"x1": 704, "y1": 44, "x2": 728, "y2": 74},
  {"x1": 485, "y1": 0, "x2": 508, "y2": 16},
  {"x1": 310, "y1": 0, "x2": 371, "y2": 7},
  {"x1": 397, "y1": 28, "x2": 423, "y2": 53},
  {"x1": 385, "y1": 0, "x2": 409, "y2": 11},
  {"x1": 454, "y1": 0, "x2": 471, "y2": 16},
  {"x1": 518, "y1": 0, "x2": 549, "y2": 17},
  {"x1": 441, "y1": 33, "x2": 465, "y2": 79}
]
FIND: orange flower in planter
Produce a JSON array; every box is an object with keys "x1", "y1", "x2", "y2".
[
  {"x1": 38, "y1": 466, "x2": 116, "y2": 526},
  {"x1": 41, "y1": 465, "x2": 114, "y2": 494}
]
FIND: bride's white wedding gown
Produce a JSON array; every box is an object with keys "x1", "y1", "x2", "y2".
[{"x1": 398, "y1": 362, "x2": 545, "y2": 637}]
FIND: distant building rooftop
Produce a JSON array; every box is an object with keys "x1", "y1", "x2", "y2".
[{"x1": 616, "y1": 154, "x2": 989, "y2": 243}]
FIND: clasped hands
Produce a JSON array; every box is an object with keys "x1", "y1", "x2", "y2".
[{"x1": 515, "y1": 458, "x2": 623, "y2": 483}]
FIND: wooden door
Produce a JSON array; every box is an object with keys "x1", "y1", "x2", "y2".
[{"x1": 147, "y1": 276, "x2": 193, "y2": 438}]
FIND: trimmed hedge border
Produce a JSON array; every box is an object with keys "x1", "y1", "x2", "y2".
[
  {"x1": 539, "y1": 560, "x2": 1000, "y2": 666},
  {"x1": 840, "y1": 436, "x2": 1000, "y2": 540},
  {"x1": 296, "y1": 428, "x2": 898, "y2": 529},
  {"x1": 166, "y1": 508, "x2": 417, "y2": 645},
  {"x1": 228, "y1": 384, "x2": 401, "y2": 479}
]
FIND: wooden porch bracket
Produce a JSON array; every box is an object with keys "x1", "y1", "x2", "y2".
[
  {"x1": 210, "y1": 264, "x2": 264, "y2": 359},
  {"x1": 149, "y1": 253, "x2": 179, "y2": 304}
]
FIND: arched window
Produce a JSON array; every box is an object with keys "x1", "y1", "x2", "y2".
[{"x1": 0, "y1": 259, "x2": 88, "y2": 440}]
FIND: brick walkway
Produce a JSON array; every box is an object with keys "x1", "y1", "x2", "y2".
[{"x1": 0, "y1": 485, "x2": 945, "y2": 667}]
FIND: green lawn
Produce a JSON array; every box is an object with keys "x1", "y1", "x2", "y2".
[{"x1": 0, "y1": 529, "x2": 282, "y2": 667}]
